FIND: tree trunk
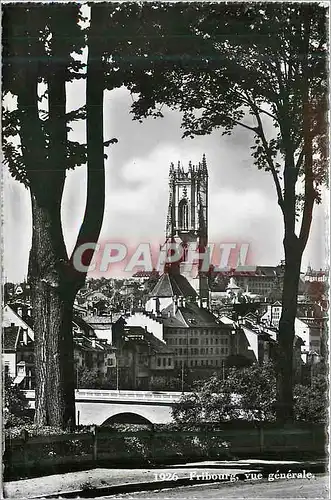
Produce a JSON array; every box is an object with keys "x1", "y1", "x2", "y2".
[
  {"x1": 276, "y1": 233, "x2": 302, "y2": 422},
  {"x1": 17, "y1": 5, "x2": 107, "y2": 430},
  {"x1": 29, "y1": 191, "x2": 76, "y2": 428}
]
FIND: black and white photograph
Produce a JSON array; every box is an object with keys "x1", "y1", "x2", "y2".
[{"x1": 1, "y1": 1, "x2": 329, "y2": 498}]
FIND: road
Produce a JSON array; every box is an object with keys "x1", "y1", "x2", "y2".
[{"x1": 110, "y1": 475, "x2": 328, "y2": 499}]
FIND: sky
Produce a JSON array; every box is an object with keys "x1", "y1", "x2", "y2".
[{"x1": 3, "y1": 81, "x2": 328, "y2": 283}]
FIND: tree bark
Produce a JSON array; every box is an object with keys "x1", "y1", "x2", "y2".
[
  {"x1": 275, "y1": 10, "x2": 315, "y2": 421},
  {"x1": 70, "y1": 3, "x2": 106, "y2": 284},
  {"x1": 29, "y1": 190, "x2": 76, "y2": 428},
  {"x1": 276, "y1": 234, "x2": 302, "y2": 422}
]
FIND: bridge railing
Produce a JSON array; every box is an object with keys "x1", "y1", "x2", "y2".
[{"x1": 22, "y1": 389, "x2": 189, "y2": 403}]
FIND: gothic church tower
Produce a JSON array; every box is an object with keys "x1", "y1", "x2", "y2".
[{"x1": 164, "y1": 154, "x2": 209, "y2": 301}]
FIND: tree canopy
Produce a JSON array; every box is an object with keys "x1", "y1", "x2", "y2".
[
  {"x1": 116, "y1": 1, "x2": 327, "y2": 422},
  {"x1": 172, "y1": 362, "x2": 327, "y2": 425}
]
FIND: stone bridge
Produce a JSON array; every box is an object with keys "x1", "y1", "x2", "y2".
[{"x1": 23, "y1": 389, "x2": 186, "y2": 425}]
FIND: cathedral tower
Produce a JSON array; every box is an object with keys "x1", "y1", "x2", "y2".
[{"x1": 164, "y1": 155, "x2": 209, "y2": 301}]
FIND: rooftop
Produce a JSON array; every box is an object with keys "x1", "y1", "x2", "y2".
[
  {"x1": 162, "y1": 301, "x2": 231, "y2": 329},
  {"x1": 150, "y1": 272, "x2": 197, "y2": 298}
]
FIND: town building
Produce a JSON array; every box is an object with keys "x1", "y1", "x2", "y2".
[
  {"x1": 112, "y1": 322, "x2": 175, "y2": 389},
  {"x1": 260, "y1": 301, "x2": 324, "y2": 362},
  {"x1": 3, "y1": 323, "x2": 35, "y2": 389},
  {"x1": 210, "y1": 264, "x2": 307, "y2": 302}
]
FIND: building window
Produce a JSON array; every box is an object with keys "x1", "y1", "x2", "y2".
[
  {"x1": 168, "y1": 358, "x2": 171, "y2": 366},
  {"x1": 163, "y1": 358, "x2": 166, "y2": 367},
  {"x1": 157, "y1": 358, "x2": 161, "y2": 367},
  {"x1": 178, "y1": 198, "x2": 189, "y2": 229}
]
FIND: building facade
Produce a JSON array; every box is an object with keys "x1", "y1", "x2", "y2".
[{"x1": 164, "y1": 156, "x2": 209, "y2": 299}]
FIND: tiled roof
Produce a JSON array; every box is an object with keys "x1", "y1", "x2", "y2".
[
  {"x1": 179, "y1": 302, "x2": 220, "y2": 327},
  {"x1": 162, "y1": 313, "x2": 186, "y2": 328},
  {"x1": 83, "y1": 315, "x2": 114, "y2": 325},
  {"x1": 133, "y1": 270, "x2": 160, "y2": 278},
  {"x1": 256, "y1": 266, "x2": 278, "y2": 277},
  {"x1": 3, "y1": 325, "x2": 19, "y2": 350},
  {"x1": 73, "y1": 316, "x2": 95, "y2": 336},
  {"x1": 161, "y1": 302, "x2": 231, "y2": 329},
  {"x1": 74, "y1": 335, "x2": 105, "y2": 351},
  {"x1": 146, "y1": 333, "x2": 174, "y2": 354},
  {"x1": 150, "y1": 273, "x2": 197, "y2": 298}
]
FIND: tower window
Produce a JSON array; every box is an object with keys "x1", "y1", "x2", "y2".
[{"x1": 178, "y1": 198, "x2": 189, "y2": 230}]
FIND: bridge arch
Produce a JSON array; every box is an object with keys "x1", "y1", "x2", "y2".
[{"x1": 101, "y1": 412, "x2": 153, "y2": 426}]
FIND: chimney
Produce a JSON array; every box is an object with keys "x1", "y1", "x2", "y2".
[
  {"x1": 23, "y1": 329, "x2": 28, "y2": 345},
  {"x1": 173, "y1": 296, "x2": 177, "y2": 316}
]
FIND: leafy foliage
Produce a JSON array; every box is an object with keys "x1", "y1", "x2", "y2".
[
  {"x1": 173, "y1": 362, "x2": 277, "y2": 424},
  {"x1": 293, "y1": 372, "x2": 328, "y2": 423},
  {"x1": 4, "y1": 374, "x2": 32, "y2": 428},
  {"x1": 116, "y1": 3, "x2": 327, "y2": 220},
  {"x1": 149, "y1": 375, "x2": 182, "y2": 391},
  {"x1": 2, "y1": 5, "x2": 90, "y2": 187},
  {"x1": 173, "y1": 361, "x2": 328, "y2": 425}
]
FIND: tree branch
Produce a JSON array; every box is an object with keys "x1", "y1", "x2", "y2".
[
  {"x1": 69, "y1": 4, "x2": 106, "y2": 289},
  {"x1": 295, "y1": 148, "x2": 305, "y2": 171},
  {"x1": 231, "y1": 119, "x2": 258, "y2": 133},
  {"x1": 299, "y1": 11, "x2": 315, "y2": 252},
  {"x1": 245, "y1": 94, "x2": 285, "y2": 213}
]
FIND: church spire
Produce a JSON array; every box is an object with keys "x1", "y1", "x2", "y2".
[{"x1": 202, "y1": 153, "x2": 208, "y2": 174}]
